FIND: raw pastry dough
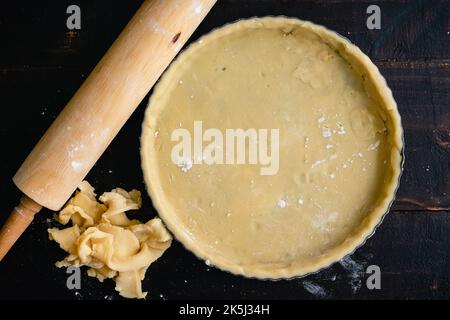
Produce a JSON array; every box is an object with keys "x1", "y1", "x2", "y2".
[
  {"x1": 48, "y1": 181, "x2": 172, "y2": 299},
  {"x1": 141, "y1": 18, "x2": 403, "y2": 278}
]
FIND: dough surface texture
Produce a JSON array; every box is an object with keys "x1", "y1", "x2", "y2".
[{"x1": 141, "y1": 17, "x2": 403, "y2": 278}]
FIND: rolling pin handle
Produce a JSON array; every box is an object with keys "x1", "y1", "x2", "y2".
[{"x1": 0, "y1": 195, "x2": 42, "y2": 261}]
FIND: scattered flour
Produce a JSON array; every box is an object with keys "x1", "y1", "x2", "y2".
[
  {"x1": 311, "y1": 211, "x2": 338, "y2": 233},
  {"x1": 368, "y1": 140, "x2": 381, "y2": 151},
  {"x1": 337, "y1": 124, "x2": 346, "y2": 135},
  {"x1": 322, "y1": 126, "x2": 332, "y2": 138},
  {"x1": 339, "y1": 255, "x2": 364, "y2": 293},
  {"x1": 277, "y1": 199, "x2": 287, "y2": 208},
  {"x1": 71, "y1": 161, "x2": 83, "y2": 170},
  {"x1": 311, "y1": 159, "x2": 326, "y2": 169},
  {"x1": 194, "y1": 3, "x2": 203, "y2": 14},
  {"x1": 177, "y1": 158, "x2": 193, "y2": 172},
  {"x1": 302, "y1": 281, "x2": 327, "y2": 298}
]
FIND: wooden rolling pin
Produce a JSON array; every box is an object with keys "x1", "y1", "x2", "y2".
[{"x1": 0, "y1": 0, "x2": 217, "y2": 261}]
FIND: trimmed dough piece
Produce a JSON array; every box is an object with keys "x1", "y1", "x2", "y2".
[{"x1": 48, "y1": 181, "x2": 172, "y2": 299}]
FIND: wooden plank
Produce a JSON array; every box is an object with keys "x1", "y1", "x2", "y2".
[
  {"x1": 376, "y1": 59, "x2": 450, "y2": 211},
  {"x1": 0, "y1": 209, "x2": 448, "y2": 299},
  {"x1": 0, "y1": 0, "x2": 448, "y2": 66},
  {"x1": 0, "y1": 0, "x2": 448, "y2": 301}
]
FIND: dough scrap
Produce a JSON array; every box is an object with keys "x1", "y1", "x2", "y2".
[{"x1": 48, "y1": 181, "x2": 172, "y2": 299}]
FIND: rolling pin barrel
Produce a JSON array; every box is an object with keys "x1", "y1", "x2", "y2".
[{"x1": 1, "y1": 0, "x2": 217, "y2": 261}]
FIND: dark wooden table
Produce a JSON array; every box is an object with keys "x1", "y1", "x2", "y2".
[{"x1": 0, "y1": 0, "x2": 448, "y2": 300}]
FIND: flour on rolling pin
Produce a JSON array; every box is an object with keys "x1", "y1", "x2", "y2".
[
  {"x1": 67, "y1": 128, "x2": 110, "y2": 171},
  {"x1": 48, "y1": 181, "x2": 172, "y2": 299}
]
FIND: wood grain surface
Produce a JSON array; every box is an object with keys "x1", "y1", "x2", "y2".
[{"x1": 0, "y1": 0, "x2": 448, "y2": 300}]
